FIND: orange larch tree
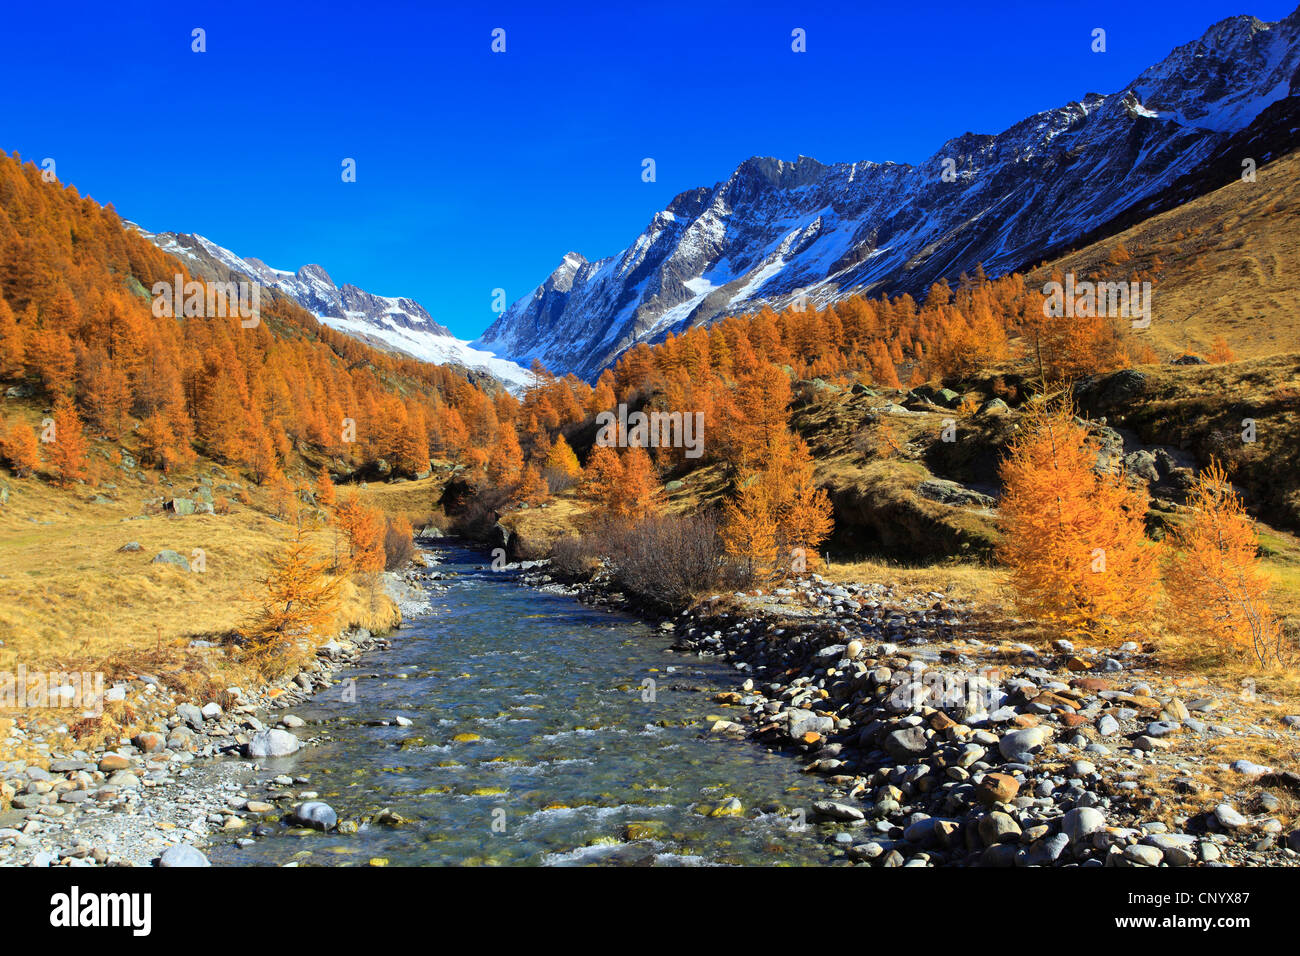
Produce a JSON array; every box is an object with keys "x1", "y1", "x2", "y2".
[
  {"x1": 721, "y1": 469, "x2": 780, "y2": 583},
  {"x1": 486, "y1": 422, "x2": 524, "y2": 488},
  {"x1": 240, "y1": 528, "x2": 342, "y2": 665},
  {"x1": 333, "y1": 491, "x2": 386, "y2": 573},
  {"x1": 316, "y1": 466, "x2": 337, "y2": 508},
  {"x1": 617, "y1": 445, "x2": 660, "y2": 520},
  {"x1": 579, "y1": 444, "x2": 625, "y2": 518},
  {"x1": 137, "y1": 411, "x2": 179, "y2": 472},
  {"x1": 996, "y1": 402, "x2": 1160, "y2": 637},
  {"x1": 1, "y1": 421, "x2": 40, "y2": 476},
  {"x1": 1164, "y1": 460, "x2": 1281, "y2": 665},
  {"x1": 46, "y1": 395, "x2": 90, "y2": 486}
]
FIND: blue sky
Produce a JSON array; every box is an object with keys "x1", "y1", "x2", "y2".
[{"x1": 1, "y1": 0, "x2": 1293, "y2": 338}]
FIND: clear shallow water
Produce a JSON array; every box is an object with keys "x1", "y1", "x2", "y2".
[{"x1": 211, "y1": 544, "x2": 843, "y2": 866}]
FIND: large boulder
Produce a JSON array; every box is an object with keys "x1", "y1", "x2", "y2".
[
  {"x1": 175, "y1": 703, "x2": 204, "y2": 730},
  {"x1": 883, "y1": 725, "x2": 930, "y2": 760},
  {"x1": 1075, "y1": 368, "x2": 1147, "y2": 408},
  {"x1": 1062, "y1": 806, "x2": 1107, "y2": 844},
  {"x1": 998, "y1": 726, "x2": 1052, "y2": 761},
  {"x1": 245, "y1": 729, "x2": 300, "y2": 758},
  {"x1": 158, "y1": 844, "x2": 209, "y2": 868},
  {"x1": 916, "y1": 479, "x2": 995, "y2": 508},
  {"x1": 151, "y1": 549, "x2": 190, "y2": 570},
  {"x1": 1122, "y1": 450, "x2": 1160, "y2": 482},
  {"x1": 488, "y1": 522, "x2": 512, "y2": 552},
  {"x1": 291, "y1": 801, "x2": 338, "y2": 831}
]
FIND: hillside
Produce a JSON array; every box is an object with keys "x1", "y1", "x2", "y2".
[
  {"x1": 1030, "y1": 149, "x2": 1300, "y2": 361},
  {"x1": 0, "y1": 148, "x2": 491, "y2": 682},
  {"x1": 486, "y1": 144, "x2": 1300, "y2": 654}
]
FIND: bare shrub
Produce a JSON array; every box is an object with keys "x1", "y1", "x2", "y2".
[
  {"x1": 602, "y1": 509, "x2": 732, "y2": 610},
  {"x1": 549, "y1": 534, "x2": 600, "y2": 579},
  {"x1": 449, "y1": 484, "x2": 511, "y2": 542},
  {"x1": 542, "y1": 466, "x2": 579, "y2": 494},
  {"x1": 403, "y1": 507, "x2": 449, "y2": 539},
  {"x1": 383, "y1": 515, "x2": 416, "y2": 570}
]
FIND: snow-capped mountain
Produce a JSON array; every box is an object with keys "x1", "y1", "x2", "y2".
[
  {"x1": 478, "y1": 8, "x2": 1300, "y2": 379},
  {"x1": 132, "y1": 228, "x2": 534, "y2": 392}
]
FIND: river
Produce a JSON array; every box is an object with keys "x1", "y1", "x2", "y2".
[{"x1": 209, "y1": 543, "x2": 845, "y2": 866}]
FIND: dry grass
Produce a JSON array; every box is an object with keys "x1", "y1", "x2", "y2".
[
  {"x1": 0, "y1": 418, "x2": 405, "y2": 695},
  {"x1": 1030, "y1": 150, "x2": 1300, "y2": 362},
  {"x1": 499, "y1": 495, "x2": 588, "y2": 559},
  {"x1": 822, "y1": 556, "x2": 1009, "y2": 608},
  {"x1": 349, "y1": 468, "x2": 449, "y2": 527},
  {"x1": 1114, "y1": 724, "x2": 1300, "y2": 834}
]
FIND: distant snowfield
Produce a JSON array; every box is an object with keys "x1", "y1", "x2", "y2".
[
  {"x1": 316, "y1": 308, "x2": 536, "y2": 391},
  {"x1": 131, "y1": 224, "x2": 534, "y2": 393}
]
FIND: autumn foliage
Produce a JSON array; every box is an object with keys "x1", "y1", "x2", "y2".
[
  {"x1": 721, "y1": 435, "x2": 834, "y2": 583},
  {"x1": 333, "y1": 491, "x2": 386, "y2": 573},
  {"x1": 1164, "y1": 460, "x2": 1281, "y2": 665},
  {"x1": 47, "y1": 395, "x2": 90, "y2": 486},
  {"x1": 0, "y1": 149, "x2": 491, "y2": 491},
  {"x1": 240, "y1": 529, "x2": 341, "y2": 667},
  {"x1": 0, "y1": 420, "x2": 39, "y2": 476},
  {"x1": 996, "y1": 403, "x2": 1160, "y2": 637}
]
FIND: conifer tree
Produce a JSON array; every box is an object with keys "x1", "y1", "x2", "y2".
[
  {"x1": 618, "y1": 445, "x2": 659, "y2": 520},
  {"x1": 776, "y1": 437, "x2": 835, "y2": 574},
  {"x1": 47, "y1": 395, "x2": 89, "y2": 486},
  {"x1": 721, "y1": 470, "x2": 780, "y2": 583},
  {"x1": 544, "y1": 434, "x2": 582, "y2": 477},
  {"x1": 138, "y1": 411, "x2": 178, "y2": 472},
  {"x1": 1207, "y1": 336, "x2": 1236, "y2": 364},
  {"x1": 487, "y1": 423, "x2": 524, "y2": 488},
  {"x1": 333, "y1": 491, "x2": 385, "y2": 572},
  {"x1": 241, "y1": 528, "x2": 341, "y2": 653},
  {"x1": 0, "y1": 294, "x2": 22, "y2": 378},
  {"x1": 515, "y1": 464, "x2": 550, "y2": 506},
  {"x1": 1165, "y1": 460, "x2": 1281, "y2": 665},
  {"x1": 997, "y1": 403, "x2": 1159, "y2": 636},
  {"x1": 316, "y1": 466, "x2": 337, "y2": 508},
  {"x1": 579, "y1": 444, "x2": 624, "y2": 517},
  {"x1": 1, "y1": 421, "x2": 40, "y2": 476}
]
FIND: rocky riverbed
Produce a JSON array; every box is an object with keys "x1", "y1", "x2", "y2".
[
  {"x1": 0, "y1": 558, "x2": 437, "y2": 867},
  {"x1": 9, "y1": 543, "x2": 1298, "y2": 868},
  {"x1": 518, "y1": 562, "x2": 1300, "y2": 867}
]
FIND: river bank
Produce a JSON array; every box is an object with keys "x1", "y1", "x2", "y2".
[
  {"x1": 515, "y1": 559, "x2": 1300, "y2": 867},
  {"x1": 0, "y1": 552, "x2": 438, "y2": 867}
]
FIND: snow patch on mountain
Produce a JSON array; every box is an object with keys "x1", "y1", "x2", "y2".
[{"x1": 131, "y1": 227, "x2": 533, "y2": 392}]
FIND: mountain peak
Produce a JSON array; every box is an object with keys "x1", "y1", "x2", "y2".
[
  {"x1": 297, "y1": 263, "x2": 335, "y2": 286},
  {"x1": 477, "y1": 4, "x2": 1300, "y2": 380},
  {"x1": 131, "y1": 225, "x2": 533, "y2": 392}
]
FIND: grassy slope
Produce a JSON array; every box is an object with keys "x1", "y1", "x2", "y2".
[
  {"x1": 1029, "y1": 150, "x2": 1300, "y2": 362},
  {"x1": 0, "y1": 402, "x2": 446, "y2": 683}
]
